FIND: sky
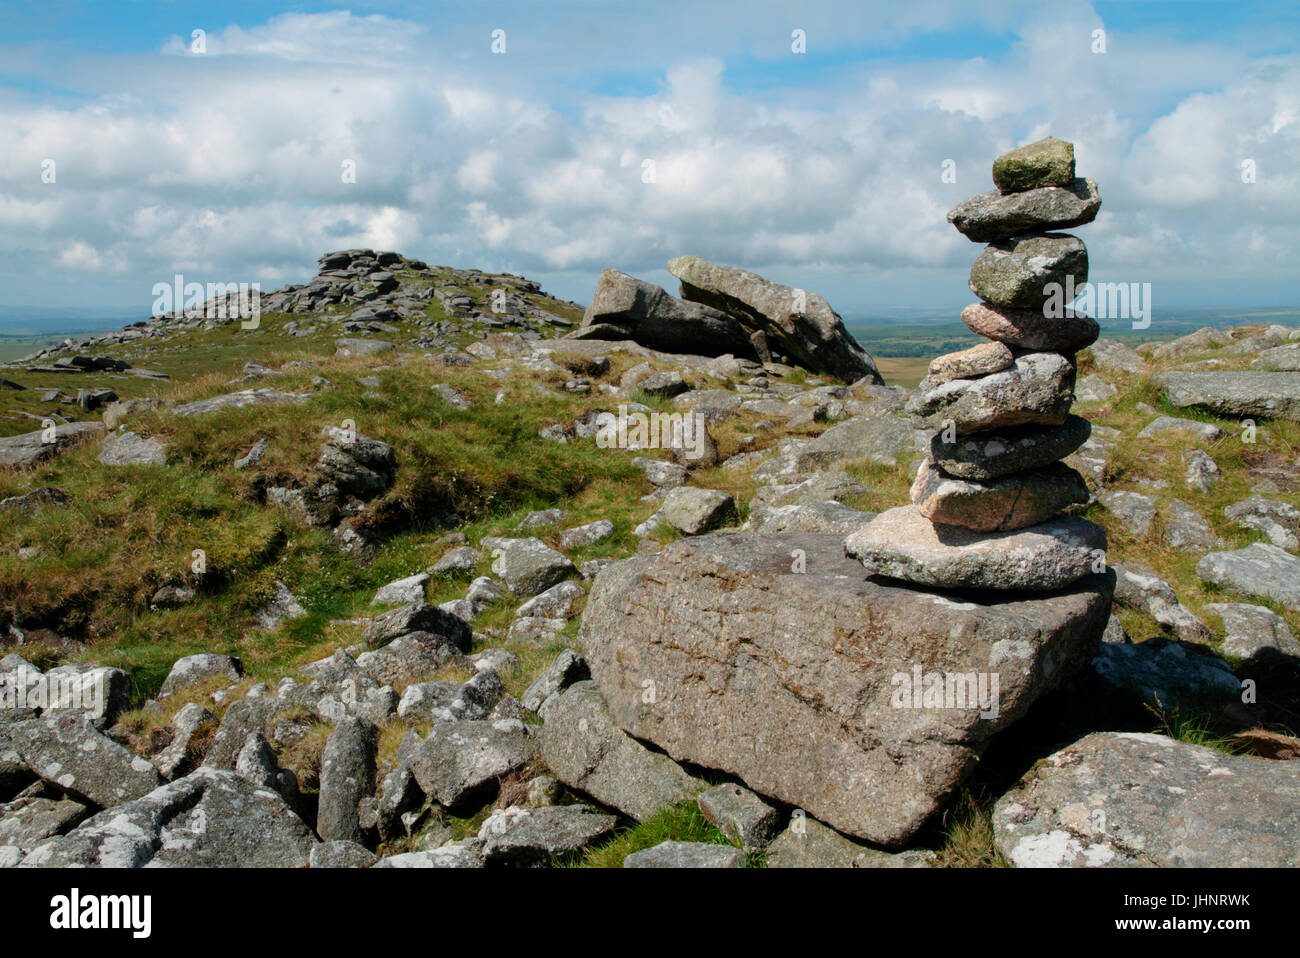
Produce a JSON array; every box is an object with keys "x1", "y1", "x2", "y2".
[{"x1": 1, "y1": 0, "x2": 1297, "y2": 325}]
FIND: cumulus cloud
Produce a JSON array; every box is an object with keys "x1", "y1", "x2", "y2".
[{"x1": 0, "y1": 1, "x2": 1295, "y2": 313}]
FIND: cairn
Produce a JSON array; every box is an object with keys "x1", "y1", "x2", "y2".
[{"x1": 846, "y1": 137, "x2": 1109, "y2": 592}]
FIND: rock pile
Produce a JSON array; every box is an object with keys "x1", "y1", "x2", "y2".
[{"x1": 848, "y1": 136, "x2": 1108, "y2": 592}]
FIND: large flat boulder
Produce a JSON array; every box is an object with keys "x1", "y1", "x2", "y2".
[
  {"x1": 577, "y1": 532, "x2": 1112, "y2": 846},
  {"x1": 667, "y1": 256, "x2": 882, "y2": 384},
  {"x1": 1157, "y1": 371, "x2": 1300, "y2": 421},
  {"x1": 993, "y1": 732, "x2": 1300, "y2": 867}
]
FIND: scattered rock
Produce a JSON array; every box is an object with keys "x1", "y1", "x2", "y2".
[
  {"x1": 253, "y1": 581, "x2": 308, "y2": 630},
  {"x1": 632, "y1": 456, "x2": 689, "y2": 488},
  {"x1": 0, "y1": 421, "x2": 104, "y2": 468},
  {"x1": 1099, "y1": 489, "x2": 1157, "y2": 536},
  {"x1": 658, "y1": 486, "x2": 737, "y2": 534},
  {"x1": 993, "y1": 732, "x2": 1300, "y2": 867},
  {"x1": 1137, "y1": 415, "x2": 1222, "y2": 442},
  {"x1": 1161, "y1": 500, "x2": 1222, "y2": 553},
  {"x1": 151, "y1": 703, "x2": 217, "y2": 779},
  {"x1": 487, "y1": 537, "x2": 578, "y2": 597},
  {"x1": 637, "y1": 371, "x2": 689, "y2": 399},
  {"x1": 407, "y1": 719, "x2": 537, "y2": 808},
  {"x1": 539, "y1": 682, "x2": 702, "y2": 821},
  {"x1": 1206, "y1": 603, "x2": 1299, "y2": 660},
  {"x1": 1182, "y1": 449, "x2": 1221, "y2": 494},
  {"x1": 1223, "y1": 496, "x2": 1300, "y2": 551},
  {"x1": 697, "y1": 783, "x2": 780, "y2": 853},
  {"x1": 0, "y1": 795, "x2": 88, "y2": 861},
  {"x1": 371, "y1": 572, "x2": 430, "y2": 607},
  {"x1": 558, "y1": 520, "x2": 615, "y2": 550},
  {"x1": 1197, "y1": 543, "x2": 1300, "y2": 610},
  {"x1": 149, "y1": 585, "x2": 195, "y2": 609},
  {"x1": 364, "y1": 602, "x2": 471, "y2": 651},
  {"x1": 335, "y1": 338, "x2": 397, "y2": 358},
  {"x1": 516, "y1": 580, "x2": 585, "y2": 619},
  {"x1": 517, "y1": 508, "x2": 569, "y2": 532},
  {"x1": 159, "y1": 654, "x2": 243, "y2": 697},
  {"x1": 1093, "y1": 638, "x2": 1238, "y2": 709},
  {"x1": 372, "y1": 843, "x2": 484, "y2": 868},
  {"x1": 171, "y1": 388, "x2": 310, "y2": 418},
  {"x1": 1073, "y1": 374, "x2": 1116, "y2": 403},
  {"x1": 624, "y1": 841, "x2": 745, "y2": 869},
  {"x1": 0, "y1": 486, "x2": 69, "y2": 513},
  {"x1": 310, "y1": 840, "x2": 377, "y2": 869},
  {"x1": 317, "y1": 717, "x2": 378, "y2": 843},
  {"x1": 356, "y1": 632, "x2": 459, "y2": 687},
  {"x1": 478, "y1": 804, "x2": 618, "y2": 864},
  {"x1": 521, "y1": 649, "x2": 589, "y2": 713},
  {"x1": 1158, "y1": 371, "x2": 1300, "y2": 422},
  {"x1": 1088, "y1": 338, "x2": 1147, "y2": 376},
  {"x1": 234, "y1": 437, "x2": 269, "y2": 469},
  {"x1": 431, "y1": 546, "x2": 481, "y2": 574},
  {"x1": 765, "y1": 815, "x2": 933, "y2": 868},
  {"x1": 1111, "y1": 563, "x2": 1212, "y2": 643}
]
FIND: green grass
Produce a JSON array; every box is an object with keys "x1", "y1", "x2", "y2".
[{"x1": 560, "y1": 801, "x2": 760, "y2": 868}]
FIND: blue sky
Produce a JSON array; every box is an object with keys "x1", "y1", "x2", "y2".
[{"x1": 1, "y1": 0, "x2": 1297, "y2": 324}]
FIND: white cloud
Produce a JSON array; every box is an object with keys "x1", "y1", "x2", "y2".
[{"x1": 0, "y1": 4, "x2": 1296, "y2": 313}]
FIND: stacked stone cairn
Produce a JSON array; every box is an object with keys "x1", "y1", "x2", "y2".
[{"x1": 846, "y1": 137, "x2": 1110, "y2": 592}]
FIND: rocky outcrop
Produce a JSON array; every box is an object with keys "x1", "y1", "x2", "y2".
[
  {"x1": 667, "y1": 255, "x2": 882, "y2": 383},
  {"x1": 577, "y1": 532, "x2": 1112, "y2": 846},
  {"x1": 571, "y1": 270, "x2": 758, "y2": 359}
]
